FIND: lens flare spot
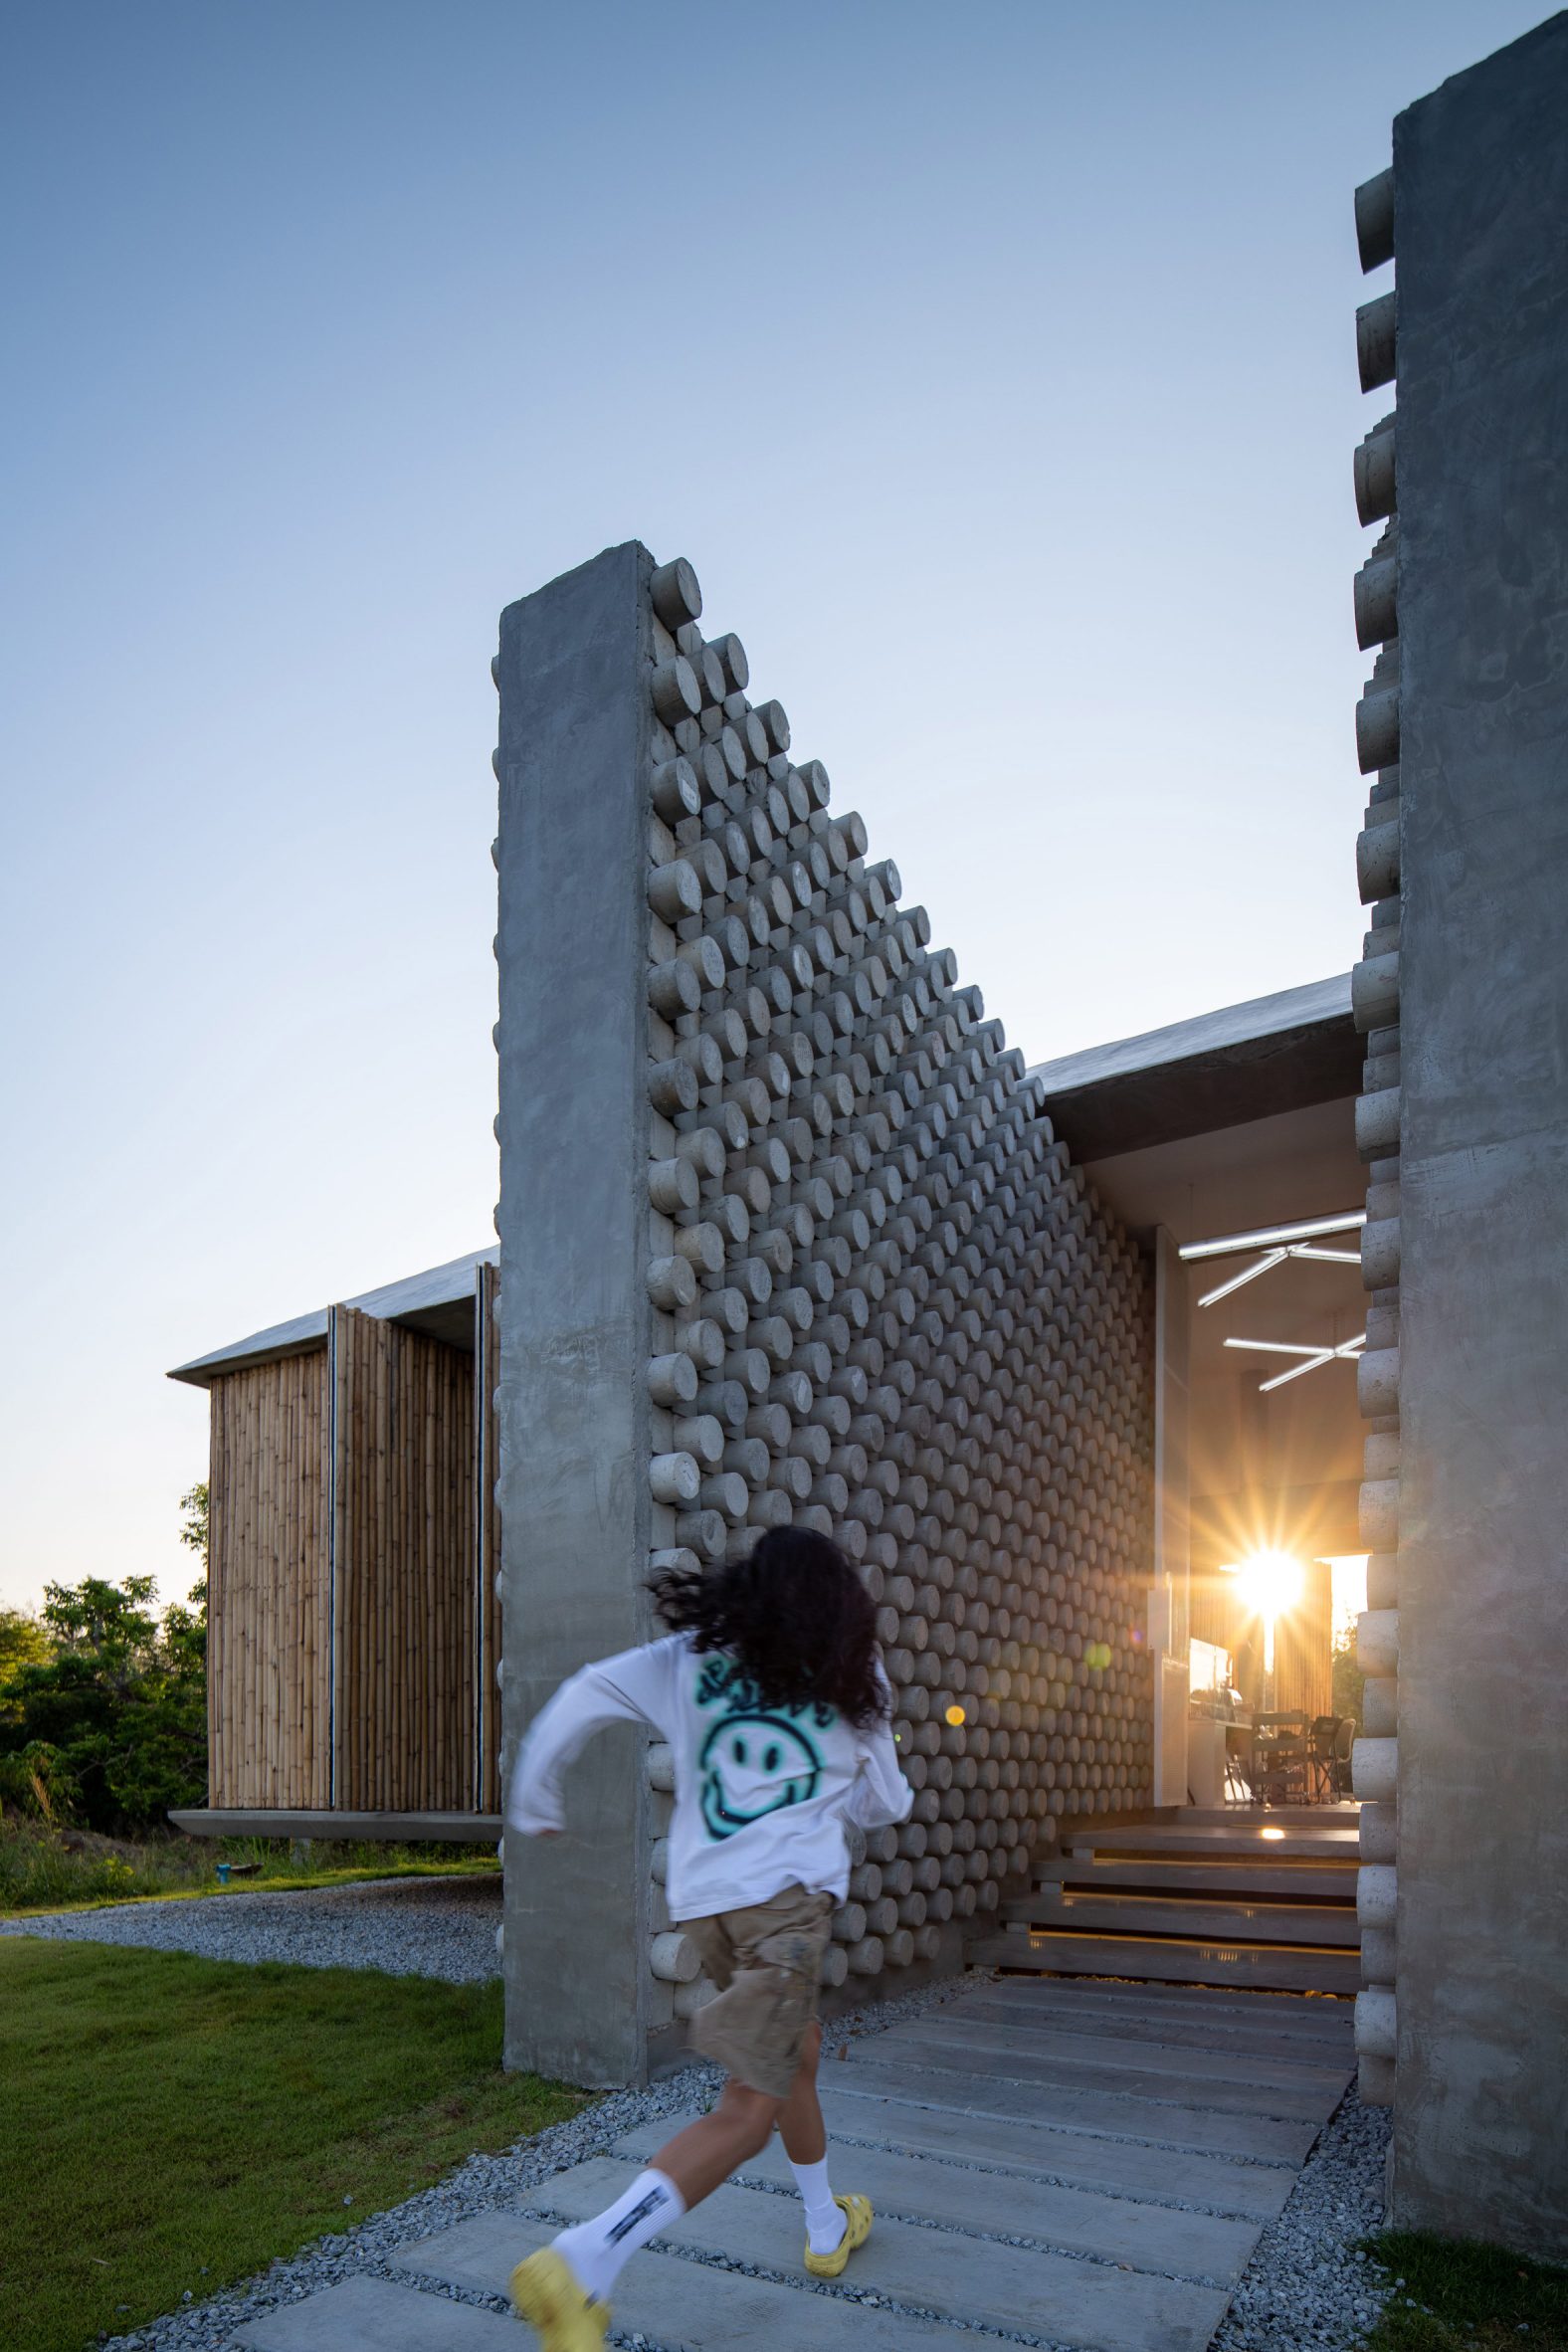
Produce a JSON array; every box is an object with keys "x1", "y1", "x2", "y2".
[{"x1": 944, "y1": 1704, "x2": 967, "y2": 1727}]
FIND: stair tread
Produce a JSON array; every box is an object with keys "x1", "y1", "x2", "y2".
[{"x1": 1005, "y1": 1893, "x2": 1361, "y2": 1946}]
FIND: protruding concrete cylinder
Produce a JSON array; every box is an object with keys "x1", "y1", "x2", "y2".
[
  {"x1": 1361, "y1": 1215, "x2": 1401, "y2": 1290},
  {"x1": 1358, "y1": 818, "x2": 1401, "y2": 903},
  {"x1": 1355, "y1": 555, "x2": 1399, "y2": 650},
  {"x1": 1357, "y1": 685, "x2": 1402, "y2": 775},
  {"x1": 1358, "y1": 1608, "x2": 1400, "y2": 1678},
  {"x1": 1357, "y1": 1086, "x2": 1402, "y2": 1161},
  {"x1": 1360, "y1": 1801, "x2": 1397, "y2": 1864},
  {"x1": 1353, "y1": 1736, "x2": 1400, "y2": 1803},
  {"x1": 650, "y1": 557, "x2": 702, "y2": 632},
  {"x1": 1359, "y1": 1344, "x2": 1400, "y2": 1419},
  {"x1": 1355, "y1": 1984, "x2": 1398, "y2": 2059},
  {"x1": 1360, "y1": 1478, "x2": 1399, "y2": 1550},
  {"x1": 1354, "y1": 422, "x2": 1397, "y2": 525},
  {"x1": 649, "y1": 1931, "x2": 701, "y2": 1983},
  {"x1": 1357, "y1": 291, "x2": 1398, "y2": 391},
  {"x1": 1355, "y1": 168, "x2": 1396, "y2": 272},
  {"x1": 1358, "y1": 1862, "x2": 1399, "y2": 1928},
  {"x1": 1353, "y1": 949, "x2": 1400, "y2": 1033}
]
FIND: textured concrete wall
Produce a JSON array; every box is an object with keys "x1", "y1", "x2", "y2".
[
  {"x1": 493, "y1": 544, "x2": 655, "y2": 2085},
  {"x1": 493, "y1": 540, "x2": 1154, "y2": 2081},
  {"x1": 1348, "y1": 13, "x2": 1568, "y2": 2252}
]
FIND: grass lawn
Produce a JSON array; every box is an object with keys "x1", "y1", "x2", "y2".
[
  {"x1": 1363, "y1": 2229, "x2": 1568, "y2": 2352},
  {"x1": 0, "y1": 1939, "x2": 586, "y2": 2352},
  {"x1": 0, "y1": 1818, "x2": 500, "y2": 1915}
]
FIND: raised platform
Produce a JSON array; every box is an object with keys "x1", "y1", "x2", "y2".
[{"x1": 168, "y1": 1811, "x2": 502, "y2": 1845}]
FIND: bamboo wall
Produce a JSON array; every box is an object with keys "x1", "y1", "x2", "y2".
[
  {"x1": 208, "y1": 1350, "x2": 331, "y2": 1806},
  {"x1": 330, "y1": 1306, "x2": 477, "y2": 1810},
  {"x1": 476, "y1": 1260, "x2": 503, "y2": 1812}
]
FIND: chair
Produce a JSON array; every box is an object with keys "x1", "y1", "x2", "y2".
[
  {"x1": 1331, "y1": 1714, "x2": 1357, "y2": 1798},
  {"x1": 1308, "y1": 1715, "x2": 1340, "y2": 1804}
]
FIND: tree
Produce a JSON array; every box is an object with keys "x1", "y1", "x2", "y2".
[
  {"x1": 0, "y1": 1498, "x2": 210, "y2": 1836},
  {"x1": 179, "y1": 1480, "x2": 209, "y2": 1573},
  {"x1": 0, "y1": 1608, "x2": 51, "y2": 1689}
]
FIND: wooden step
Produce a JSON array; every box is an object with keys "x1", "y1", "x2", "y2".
[
  {"x1": 1043, "y1": 1856, "x2": 1359, "y2": 1899},
  {"x1": 1065, "y1": 1824, "x2": 1360, "y2": 1863},
  {"x1": 972, "y1": 1928, "x2": 1364, "y2": 1996},
  {"x1": 1004, "y1": 1891, "x2": 1360, "y2": 1946}
]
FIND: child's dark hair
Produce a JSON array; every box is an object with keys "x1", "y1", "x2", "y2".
[{"x1": 649, "y1": 1526, "x2": 886, "y2": 1729}]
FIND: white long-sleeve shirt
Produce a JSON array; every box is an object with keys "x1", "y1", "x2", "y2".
[{"x1": 506, "y1": 1633, "x2": 912, "y2": 1919}]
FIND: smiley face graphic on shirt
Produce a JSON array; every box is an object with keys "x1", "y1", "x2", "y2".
[{"x1": 697, "y1": 1709, "x2": 825, "y2": 1839}]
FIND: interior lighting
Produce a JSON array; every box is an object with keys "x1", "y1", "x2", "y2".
[
  {"x1": 1229, "y1": 1550, "x2": 1303, "y2": 1675},
  {"x1": 1179, "y1": 1212, "x2": 1365, "y2": 1264},
  {"x1": 1224, "y1": 1332, "x2": 1367, "y2": 1392},
  {"x1": 1198, "y1": 1240, "x2": 1364, "y2": 1310}
]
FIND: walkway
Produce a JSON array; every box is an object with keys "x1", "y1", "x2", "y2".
[{"x1": 237, "y1": 1972, "x2": 1354, "y2": 2352}]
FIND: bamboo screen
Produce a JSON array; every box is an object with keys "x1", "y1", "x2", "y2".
[
  {"x1": 330, "y1": 1306, "x2": 478, "y2": 1810},
  {"x1": 476, "y1": 1260, "x2": 503, "y2": 1812},
  {"x1": 208, "y1": 1350, "x2": 331, "y2": 1806}
]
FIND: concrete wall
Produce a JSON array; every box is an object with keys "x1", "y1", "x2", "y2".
[
  {"x1": 494, "y1": 543, "x2": 655, "y2": 2085},
  {"x1": 492, "y1": 540, "x2": 1155, "y2": 2085},
  {"x1": 1351, "y1": 13, "x2": 1568, "y2": 2252}
]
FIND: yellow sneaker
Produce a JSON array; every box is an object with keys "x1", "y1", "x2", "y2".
[
  {"x1": 803, "y1": 2191, "x2": 874, "y2": 2278},
  {"x1": 508, "y1": 2247, "x2": 610, "y2": 2350}
]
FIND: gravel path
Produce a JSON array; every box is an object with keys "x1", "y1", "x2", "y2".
[
  {"x1": 87, "y1": 1971, "x2": 1392, "y2": 2352},
  {"x1": 0, "y1": 1873, "x2": 502, "y2": 1983},
  {"x1": 1214, "y1": 2087, "x2": 1391, "y2": 2352}
]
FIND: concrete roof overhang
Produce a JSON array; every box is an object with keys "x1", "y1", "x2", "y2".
[
  {"x1": 167, "y1": 1246, "x2": 497, "y2": 1388},
  {"x1": 1028, "y1": 975, "x2": 1358, "y2": 1166}
]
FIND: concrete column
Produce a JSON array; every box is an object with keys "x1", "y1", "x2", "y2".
[
  {"x1": 493, "y1": 541, "x2": 655, "y2": 2086},
  {"x1": 1391, "y1": 17, "x2": 1568, "y2": 2254}
]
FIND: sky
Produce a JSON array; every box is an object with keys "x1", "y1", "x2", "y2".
[{"x1": 0, "y1": 0, "x2": 1542, "y2": 1618}]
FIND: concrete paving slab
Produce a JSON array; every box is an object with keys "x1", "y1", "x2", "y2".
[
  {"x1": 611, "y1": 2113, "x2": 1264, "y2": 2282},
  {"x1": 949, "y1": 1994, "x2": 1357, "y2": 2072},
  {"x1": 394, "y1": 2208, "x2": 1055, "y2": 2352},
  {"x1": 813, "y1": 2085, "x2": 1297, "y2": 2221},
  {"x1": 874, "y1": 2020, "x2": 1346, "y2": 2120},
  {"x1": 529, "y1": 2158, "x2": 1230, "y2": 2352},
  {"x1": 829, "y1": 2053, "x2": 1315, "y2": 2163},
  {"x1": 234, "y1": 2272, "x2": 516, "y2": 2350}
]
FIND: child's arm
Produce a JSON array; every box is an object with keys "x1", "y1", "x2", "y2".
[
  {"x1": 848, "y1": 1702, "x2": 914, "y2": 1830},
  {"x1": 506, "y1": 1641, "x2": 675, "y2": 1838}
]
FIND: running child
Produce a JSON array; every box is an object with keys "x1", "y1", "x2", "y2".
[{"x1": 505, "y1": 1523, "x2": 912, "y2": 2350}]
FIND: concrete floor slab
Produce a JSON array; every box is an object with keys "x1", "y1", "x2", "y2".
[
  {"x1": 528, "y1": 2158, "x2": 1230, "y2": 2352},
  {"x1": 394, "y1": 2209, "x2": 1044, "y2": 2351},
  {"x1": 234, "y1": 2273, "x2": 516, "y2": 2350},
  {"x1": 612, "y1": 2113, "x2": 1264, "y2": 2281},
  {"x1": 950, "y1": 1994, "x2": 1356, "y2": 2071},
  {"x1": 872, "y1": 2021, "x2": 1345, "y2": 2121},
  {"x1": 813, "y1": 2085, "x2": 1298, "y2": 2220},
  {"x1": 830, "y1": 2053, "x2": 1315, "y2": 2163}
]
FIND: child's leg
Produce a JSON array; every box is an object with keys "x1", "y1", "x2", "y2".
[
  {"x1": 650, "y1": 2074, "x2": 781, "y2": 2207},
  {"x1": 774, "y1": 2022, "x2": 847, "y2": 2254},
  {"x1": 776, "y1": 2020, "x2": 826, "y2": 2162}
]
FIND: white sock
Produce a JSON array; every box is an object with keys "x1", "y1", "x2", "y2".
[
  {"x1": 551, "y1": 2168, "x2": 686, "y2": 2303},
  {"x1": 789, "y1": 2153, "x2": 846, "y2": 2254}
]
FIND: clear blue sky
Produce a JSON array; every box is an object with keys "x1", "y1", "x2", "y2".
[{"x1": 0, "y1": 0, "x2": 1541, "y2": 1615}]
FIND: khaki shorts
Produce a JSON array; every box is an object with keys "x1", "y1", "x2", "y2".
[{"x1": 678, "y1": 1882, "x2": 833, "y2": 2097}]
